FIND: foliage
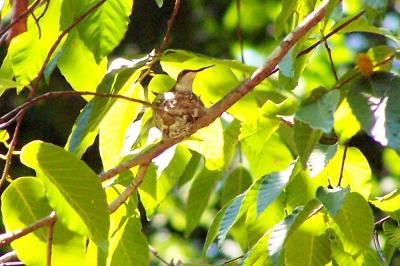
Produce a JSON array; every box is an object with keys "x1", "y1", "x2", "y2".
[{"x1": 0, "y1": 0, "x2": 400, "y2": 265}]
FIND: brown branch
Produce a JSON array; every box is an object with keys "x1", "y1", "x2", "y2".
[
  {"x1": 297, "y1": 9, "x2": 365, "y2": 58},
  {"x1": 0, "y1": 0, "x2": 42, "y2": 42},
  {"x1": 108, "y1": 163, "x2": 150, "y2": 213},
  {"x1": 0, "y1": 251, "x2": 18, "y2": 263},
  {"x1": 0, "y1": 0, "x2": 107, "y2": 190},
  {"x1": 322, "y1": 33, "x2": 338, "y2": 81},
  {"x1": 0, "y1": 91, "x2": 155, "y2": 128},
  {"x1": 0, "y1": 211, "x2": 56, "y2": 248},
  {"x1": 46, "y1": 215, "x2": 56, "y2": 266},
  {"x1": 158, "y1": 0, "x2": 181, "y2": 53},
  {"x1": 337, "y1": 143, "x2": 348, "y2": 187},
  {"x1": 149, "y1": 245, "x2": 171, "y2": 266}
]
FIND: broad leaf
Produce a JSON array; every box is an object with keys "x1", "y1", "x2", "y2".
[
  {"x1": 0, "y1": 129, "x2": 9, "y2": 144},
  {"x1": 241, "y1": 231, "x2": 271, "y2": 266},
  {"x1": 58, "y1": 31, "x2": 107, "y2": 94},
  {"x1": 108, "y1": 217, "x2": 149, "y2": 266},
  {"x1": 294, "y1": 120, "x2": 323, "y2": 167},
  {"x1": 370, "y1": 190, "x2": 400, "y2": 220},
  {"x1": 331, "y1": 192, "x2": 374, "y2": 255},
  {"x1": 256, "y1": 161, "x2": 296, "y2": 216},
  {"x1": 285, "y1": 213, "x2": 331, "y2": 266},
  {"x1": 346, "y1": 72, "x2": 400, "y2": 151},
  {"x1": 334, "y1": 98, "x2": 361, "y2": 143},
  {"x1": 306, "y1": 143, "x2": 338, "y2": 177},
  {"x1": 295, "y1": 89, "x2": 340, "y2": 133},
  {"x1": 1, "y1": 177, "x2": 85, "y2": 266},
  {"x1": 221, "y1": 166, "x2": 252, "y2": 206},
  {"x1": 20, "y1": 141, "x2": 109, "y2": 248},
  {"x1": 317, "y1": 146, "x2": 372, "y2": 198},
  {"x1": 383, "y1": 221, "x2": 400, "y2": 249},
  {"x1": 185, "y1": 168, "x2": 220, "y2": 236},
  {"x1": 329, "y1": 229, "x2": 358, "y2": 266},
  {"x1": 268, "y1": 199, "x2": 322, "y2": 264},
  {"x1": 316, "y1": 186, "x2": 350, "y2": 217},
  {"x1": 66, "y1": 66, "x2": 142, "y2": 158}
]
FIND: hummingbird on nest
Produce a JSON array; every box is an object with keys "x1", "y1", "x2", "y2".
[{"x1": 152, "y1": 65, "x2": 213, "y2": 139}]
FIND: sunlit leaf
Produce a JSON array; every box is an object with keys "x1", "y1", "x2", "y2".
[
  {"x1": 334, "y1": 98, "x2": 361, "y2": 143},
  {"x1": 285, "y1": 213, "x2": 331, "y2": 266},
  {"x1": 370, "y1": 190, "x2": 400, "y2": 220},
  {"x1": 0, "y1": 129, "x2": 9, "y2": 144},
  {"x1": 1, "y1": 177, "x2": 86, "y2": 266},
  {"x1": 317, "y1": 146, "x2": 372, "y2": 198},
  {"x1": 331, "y1": 192, "x2": 374, "y2": 255},
  {"x1": 306, "y1": 143, "x2": 338, "y2": 177},
  {"x1": 241, "y1": 231, "x2": 271, "y2": 266},
  {"x1": 58, "y1": 31, "x2": 107, "y2": 94},
  {"x1": 20, "y1": 141, "x2": 109, "y2": 248},
  {"x1": 185, "y1": 168, "x2": 220, "y2": 236},
  {"x1": 383, "y1": 148, "x2": 400, "y2": 177},
  {"x1": 316, "y1": 186, "x2": 350, "y2": 217},
  {"x1": 329, "y1": 229, "x2": 358, "y2": 266}
]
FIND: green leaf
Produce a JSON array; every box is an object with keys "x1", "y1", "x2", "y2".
[
  {"x1": 317, "y1": 146, "x2": 372, "y2": 198},
  {"x1": 370, "y1": 190, "x2": 400, "y2": 220},
  {"x1": 58, "y1": 31, "x2": 107, "y2": 94},
  {"x1": 268, "y1": 199, "x2": 322, "y2": 265},
  {"x1": 109, "y1": 217, "x2": 149, "y2": 266},
  {"x1": 8, "y1": 0, "x2": 61, "y2": 85},
  {"x1": 66, "y1": 66, "x2": 142, "y2": 158},
  {"x1": 99, "y1": 82, "x2": 144, "y2": 169},
  {"x1": 64, "y1": 0, "x2": 134, "y2": 62},
  {"x1": 346, "y1": 72, "x2": 400, "y2": 151},
  {"x1": 383, "y1": 148, "x2": 400, "y2": 176},
  {"x1": 185, "y1": 168, "x2": 220, "y2": 236},
  {"x1": 0, "y1": 129, "x2": 9, "y2": 144},
  {"x1": 256, "y1": 161, "x2": 296, "y2": 216},
  {"x1": 331, "y1": 192, "x2": 374, "y2": 255},
  {"x1": 274, "y1": 0, "x2": 298, "y2": 37},
  {"x1": 178, "y1": 152, "x2": 202, "y2": 187},
  {"x1": 148, "y1": 74, "x2": 175, "y2": 95},
  {"x1": 383, "y1": 221, "x2": 400, "y2": 249},
  {"x1": 294, "y1": 120, "x2": 323, "y2": 167},
  {"x1": 334, "y1": 98, "x2": 361, "y2": 143},
  {"x1": 1, "y1": 177, "x2": 86, "y2": 266},
  {"x1": 20, "y1": 141, "x2": 110, "y2": 248},
  {"x1": 285, "y1": 213, "x2": 331, "y2": 266},
  {"x1": 329, "y1": 229, "x2": 358, "y2": 266},
  {"x1": 221, "y1": 166, "x2": 252, "y2": 206},
  {"x1": 154, "y1": 0, "x2": 163, "y2": 8},
  {"x1": 316, "y1": 186, "x2": 350, "y2": 217},
  {"x1": 295, "y1": 89, "x2": 340, "y2": 133},
  {"x1": 182, "y1": 119, "x2": 225, "y2": 170},
  {"x1": 306, "y1": 143, "x2": 338, "y2": 177},
  {"x1": 140, "y1": 146, "x2": 192, "y2": 217},
  {"x1": 241, "y1": 231, "x2": 271, "y2": 266}
]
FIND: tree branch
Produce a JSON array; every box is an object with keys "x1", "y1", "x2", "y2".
[
  {"x1": 46, "y1": 215, "x2": 56, "y2": 266},
  {"x1": 100, "y1": 0, "x2": 332, "y2": 182},
  {"x1": 108, "y1": 163, "x2": 150, "y2": 213},
  {"x1": 158, "y1": 0, "x2": 181, "y2": 53}
]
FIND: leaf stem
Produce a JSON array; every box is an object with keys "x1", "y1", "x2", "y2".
[{"x1": 337, "y1": 143, "x2": 348, "y2": 187}]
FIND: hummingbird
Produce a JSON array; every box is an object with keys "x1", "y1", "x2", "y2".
[{"x1": 152, "y1": 65, "x2": 213, "y2": 139}]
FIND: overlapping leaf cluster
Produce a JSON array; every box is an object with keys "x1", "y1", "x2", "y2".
[{"x1": 1, "y1": 0, "x2": 400, "y2": 265}]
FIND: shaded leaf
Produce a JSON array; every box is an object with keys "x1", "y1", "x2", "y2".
[
  {"x1": 185, "y1": 168, "x2": 220, "y2": 236},
  {"x1": 346, "y1": 72, "x2": 400, "y2": 151},
  {"x1": 1, "y1": 177, "x2": 86, "y2": 266},
  {"x1": 20, "y1": 141, "x2": 109, "y2": 248},
  {"x1": 307, "y1": 143, "x2": 338, "y2": 177},
  {"x1": 256, "y1": 161, "x2": 296, "y2": 216},
  {"x1": 295, "y1": 89, "x2": 340, "y2": 133},
  {"x1": 383, "y1": 221, "x2": 400, "y2": 249},
  {"x1": 294, "y1": 120, "x2": 323, "y2": 167},
  {"x1": 221, "y1": 166, "x2": 252, "y2": 206},
  {"x1": 240, "y1": 231, "x2": 271, "y2": 266},
  {"x1": 268, "y1": 199, "x2": 322, "y2": 264},
  {"x1": 316, "y1": 186, "x2": 350, "y2": 217}
]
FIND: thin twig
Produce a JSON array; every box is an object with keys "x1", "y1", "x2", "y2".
[
  {"x1": 375, "y1": 215, "x2": 391, "y2": 226},
  {"x1": 0, "y1": 0, "x2": 43, "y2": 39},
  {"x1": 0, "y1": 212, "x2": 56, "y2": 248},
  {"x1": 0, "y1": 91, "x2": 155, "y2": 127},
  {"x1": 235, "y1": 0, "x2": 245, "y2": 64},
  {"x1": 0, "y1": 0, "x2": 107, "y2": 190},
  {"x1": 224, "y1": 255, "x2": 244, "y2": 265},
  {"x1": 373, "y1": 229, "x2": 387, "y2": 264},
  {"x1": 149, "y1": 245, "x2": 171, "y2": 266},
  {"x1": 297, "y1": 9, "x2": 365, "y2": 58},
  {"x1": 158, "y1": 0, "x2": 181, "y2": 53},
  {"x1": 322, "y1": 32, "x2": 338, "y2": 81},
  {"x1": 108, "y1": 163, "x2": 150, "y2": 213},
  {"x1": 337, "y1": 143, "x2": 348, "y2": 187},
  {"x1": 46, "y1": 213, "x2": 56, "y2": 266}
]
